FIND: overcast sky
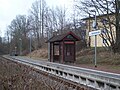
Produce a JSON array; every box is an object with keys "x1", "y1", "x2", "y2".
[{"x1": 0, "y1": 0, "x2": 73, "y2": 37}]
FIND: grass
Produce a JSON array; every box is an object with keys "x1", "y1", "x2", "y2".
[
  {"x1": 27, "y1": 47, "x2": 120, "y2": 73},
  {"x1": 76, "y1": 48, "x2": 120, "y2": 65},
  {"x1": 27, "y1": 48, "x2": 48, "y2": 59},
  {"x1": 75, "y1": 48, "x2": 120, "y2": 72}
]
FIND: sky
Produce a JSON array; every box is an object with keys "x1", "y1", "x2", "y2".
[{"x1": 0, "y1": 0, "x2": 73, "y2": 37}]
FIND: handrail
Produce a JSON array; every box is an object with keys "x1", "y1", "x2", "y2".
[{"x1": 3, "y1": 55, "x2": 120, "y2": 90}]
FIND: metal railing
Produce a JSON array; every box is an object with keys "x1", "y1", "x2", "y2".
[{"x1": 3, "y1": 56, "x2": 120, "y2": 90}]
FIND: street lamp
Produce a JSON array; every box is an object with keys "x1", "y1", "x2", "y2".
[{"x1": 91, "y1": 10, "x2": 97, "y2": 67}]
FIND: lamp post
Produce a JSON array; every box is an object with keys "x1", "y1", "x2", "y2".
[
  {"x1": 19, "y1": 38, "x2": 22, "y2": 55},
  {"x1": 91, "y1": 10, "x2": 97, "y2": 67},
  {"x1": 48, "y1": 29, "x2": 50, "y2": 61},
  {"x1": 30, "y1": 31, "x2": 32, "y2": 58},
  {"x1": 15, "y1": 46, "x2": 17, "y2": 56},
  {"x1": 47, "y1": 27, "x2": 51, "y2": 61}
]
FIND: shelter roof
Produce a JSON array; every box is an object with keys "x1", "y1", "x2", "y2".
[{"x1": 47, "y1": 31, "x2": 80, "y2": 42}]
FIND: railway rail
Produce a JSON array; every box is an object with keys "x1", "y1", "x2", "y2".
[{"x1": 2, "y1": 55, "x2": 120, "y2": 90}]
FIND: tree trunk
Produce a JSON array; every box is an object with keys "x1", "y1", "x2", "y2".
[{"x1": 114, "y1": 0, "x2": 120, "y2": 53}]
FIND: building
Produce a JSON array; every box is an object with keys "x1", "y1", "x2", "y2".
[
  {"x1": 82, "y1": 13, "x2": 116, "y2": 48},
  {"x1": 47, "y1": 31, "x2": 80, "y2": 63}
]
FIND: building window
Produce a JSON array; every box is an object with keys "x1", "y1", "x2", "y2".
[
  {"x1": 54, "y1": 45, "x2": 59, "y2": 55},
  {"x1": 66, "y1": 45, "x2": 72, "y2": 56}
]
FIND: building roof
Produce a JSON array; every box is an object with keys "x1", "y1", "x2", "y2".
[
  {"x1": 81, "y1": 13, "x2": 115, "y2": 20},
  {"x1": 47, "y1": 31, "x2": 80, "y2": 42}
]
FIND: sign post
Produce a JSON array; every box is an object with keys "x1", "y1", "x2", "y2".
[
  {"x1": 89, "y1": 30, "x2": 101, "y2": 67},
  {"x1": 95, "y1": 35, "x2": 97, "y2": 67},
  {"x1": 89, "y1": 10, "x2": 101, "y2": 67}
]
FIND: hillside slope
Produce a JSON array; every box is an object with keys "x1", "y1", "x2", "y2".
[
  {"x1": 27, "y1": 48, "x2": 120, "y2": 73},
  {"x1": 27, "y1": 48, "x2": 48, "y2": 59},
  {"x1": 27, "y1": 48, "x2": 120, "y2": 65}
]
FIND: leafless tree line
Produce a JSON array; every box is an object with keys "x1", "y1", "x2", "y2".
[
  {"x1": 2, "y1": 0, "x2": 120, "y2": 54},
  {"x1": 2, "y1": 0, "x2": 86, "y2": 55}
]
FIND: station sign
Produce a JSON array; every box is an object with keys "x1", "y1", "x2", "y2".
[{"x1": 89, "y1": 30, "x2": 101, "y2": 36}]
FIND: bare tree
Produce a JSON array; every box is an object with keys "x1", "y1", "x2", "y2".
[
  {"x1": 56, "y1": 6, "x2": 66, "y2": 34},
  {"x1": 30, "y1": 0, "x2": 48, "y2": 49},
  {"x1": 115, "y1": 0, "x2": 120, "y2": 53},
  {"x1": 76, "y1": 0, "x2": 120, "y2": 53},
  {"x1": 8, "y1": 15, "x2": 30, "y2": 54},
  {"x1": 41, "y1": 6, "x2": 67, "y2": 37},
  {"x1": 4, "y1": 0, "x2": 88, "y2": 54},
  {"x1": 30, "y1": 1, "x2": 41, "y2": 49}
]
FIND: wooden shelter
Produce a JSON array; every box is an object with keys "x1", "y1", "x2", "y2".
[{"x1": 47, "y1": 31, "x2": 80, "y2": 63}]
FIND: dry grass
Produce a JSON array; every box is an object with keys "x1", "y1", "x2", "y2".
[
  {"x1": 27, "y1": 48, "x2": 48, "y2": 59},
  {"x1": 75, "y1": 48, "x2": 120, "y2": 73},
  {"x1": 76, "y1": 48, "x2": 120, "y2": 65},
  {"x1": 26, "y1": 47, "x2": 120, "y2": 72},
  {"x1": 27, "y1": 47, "x2": 120, "y2": 66}
]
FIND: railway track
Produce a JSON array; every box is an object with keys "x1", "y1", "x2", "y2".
[
  {"x1": 2, "y1": 55, "x2": 120, "y2": 90},
  {"x1": 1, "y1": 55, "x2": 92, "y2": 90}
]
